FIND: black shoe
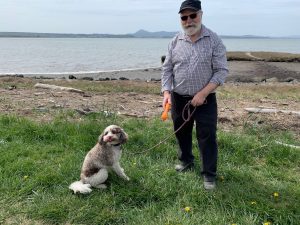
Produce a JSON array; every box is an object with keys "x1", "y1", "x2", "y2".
[
  {"x1": 175, "y1": 162, "x2": 194, "y2": 172},
  {"x1": 203, "y1": 176, "x2": 216, "y2": 190}
]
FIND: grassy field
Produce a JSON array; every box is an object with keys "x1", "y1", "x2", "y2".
[{"x1": 0, "y1": 110, "x2": 299, "y2": 224}]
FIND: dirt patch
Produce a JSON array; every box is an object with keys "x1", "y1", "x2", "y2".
[
  {"x1": 227, "y1": 61, "x2": 300, "y2": 82},
  {"x1": 0, "y1": 76, "x2": 299, "y2": 139}
]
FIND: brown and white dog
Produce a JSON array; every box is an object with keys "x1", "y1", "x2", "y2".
[{"x1": 69, "y1": 125, "x2": 129, "y2": 194}]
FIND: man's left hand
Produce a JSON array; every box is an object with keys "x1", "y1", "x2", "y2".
[{"x1": 191, "y1": 92, "x2": 207, "y2": 107}]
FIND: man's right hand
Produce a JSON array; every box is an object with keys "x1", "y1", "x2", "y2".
[{"x1": 162, "y1": 91, "x2": 171, "y2": 110}]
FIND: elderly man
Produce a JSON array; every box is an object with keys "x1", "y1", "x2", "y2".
[{"x1": 161, "y1": 0, "x2": 228, "y2": 190}]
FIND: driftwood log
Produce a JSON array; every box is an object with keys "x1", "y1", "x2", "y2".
[
  {"x1": 34, "y1": 83, "x2": 84, "y2": 94},
  {"x1": 244, "y1": 107, "x2": 300, "y2": 116},
  {"x1": 275, "y1": 141, "x2": 300, "y2": 149}
]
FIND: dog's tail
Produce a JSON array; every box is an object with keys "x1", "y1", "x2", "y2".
[{"x1": 69, "y1": 181, "x2": 92, "y2": 194}]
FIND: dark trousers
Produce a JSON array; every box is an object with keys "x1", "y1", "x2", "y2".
[{"x1": 171, "y1": 92, "x2": 218, "y2": 178}]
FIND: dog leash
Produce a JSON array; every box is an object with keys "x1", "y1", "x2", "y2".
[{"x1": 127, "y1": 100, "x2": 198, "y2": 155}]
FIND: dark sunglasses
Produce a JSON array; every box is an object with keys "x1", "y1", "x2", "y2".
[{"x1": 180, "y1": 13, "x2": 198, "y2": 21}]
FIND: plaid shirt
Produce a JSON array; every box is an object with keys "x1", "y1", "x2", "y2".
[{"x1": 161, "y1": 25, "x2": 228, "y2": 96}]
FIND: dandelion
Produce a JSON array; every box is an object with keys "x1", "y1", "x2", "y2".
[
  {"x1": 263, "y1": 222, "x2": 271, "y2": 225},
  {"x1": 273, "y1": 192, "x2": 279, "y2": 198},
  {"x1": 231, "y1": 223, "x2": 237, "y2": 225},
  {"x1": 23, "y1": 175, "x2": 29, "y2": 180},
  {"x1": 250, "y1": 201, "x2": 257, "y2": 205},
  {"x1": 219, "y1": 175, "x2": 225, "y2": 182},
  {"x1": 184, "y1": 206, "x2": 191, "y2": 212}
]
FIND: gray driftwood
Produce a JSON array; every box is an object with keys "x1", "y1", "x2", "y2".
[{"x1": 34, "y1": 83, "x2": 84, "y2": 94}]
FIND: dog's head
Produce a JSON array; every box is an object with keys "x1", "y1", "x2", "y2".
[{"x1": 99, "y1": 125, "x2": 128, "y2": 146}]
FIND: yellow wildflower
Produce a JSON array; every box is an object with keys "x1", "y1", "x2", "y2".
[
  {"x1": 184, "y1": 206, "x2": 191, "y2": 212},
  {"x1": 263, "y1": 222, "x2": 271, "y2": 225},
  {"x1": 219, "y1": 176, "x2": 225, "y2": 182},
  {"x1": 273, "y1": 192, "x2": 279, "y2": 198},
  {"x1": 250, "y1": 201, "x2": 257, "y2": 205},
  {"x1": 23, "y1": 175, "x2": 29, "y2": 180}
]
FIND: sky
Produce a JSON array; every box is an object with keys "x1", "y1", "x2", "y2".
[{"x1": 1, "y1": 0, "x2": 299, "y2": 37}]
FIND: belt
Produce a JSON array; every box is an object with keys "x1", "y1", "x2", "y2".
[{"x1": 174, "y1": 92, "x2": 215, "y2": 98}]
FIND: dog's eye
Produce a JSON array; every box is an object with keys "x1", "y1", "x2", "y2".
[{"x1": 111, "y1": 129, "x2": 116, "y2": 134}]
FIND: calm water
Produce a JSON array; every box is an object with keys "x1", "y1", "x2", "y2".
[{"x1": 0, "y1": 38, "x2": 299, "y2": 74}]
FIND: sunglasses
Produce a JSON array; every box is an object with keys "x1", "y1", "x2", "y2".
[{"x1": 180, "y1": 12, "x2": 198, "y2": 21}]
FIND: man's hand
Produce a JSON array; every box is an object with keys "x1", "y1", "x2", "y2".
[
  {"x1": 191, "y1": 83, "x2": 219, "y2": 107},
  {"x1": 163, "y1": 91, "x2": 171, "y2": 110},
  {"x1": 191, "y1": 92, "x2": 207, "y2": 107}
]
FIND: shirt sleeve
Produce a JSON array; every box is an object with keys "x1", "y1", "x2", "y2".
[
  {"x1": 161, "y1": 39, "x2": 175, "y2": 93},
  {"x1": 210, "y1": 36, "x2": 229, "y2": 86}
]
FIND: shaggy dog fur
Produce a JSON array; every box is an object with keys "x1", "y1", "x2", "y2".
[{"x1": 69, "y1": 125, "x2": 129, "y2": 194}]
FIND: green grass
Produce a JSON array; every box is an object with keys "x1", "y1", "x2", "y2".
[
  {"x1": 0, "y1": 77, "x2": 161, "y2": 95},
  {"x1": 0, "y1": 114, "x2": 299, "y2": 225}
]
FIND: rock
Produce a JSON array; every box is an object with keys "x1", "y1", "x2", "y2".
[
  {"x1": 119, "y1": 77, "x2": 129, "y2": 80},
  {"x1": 82, "y1": 93, "x2": 92, "y2": 97},
  {"x1": 161, "y1": 55, "x2": 166, "y2": 64},
  {"x1": 75, "y1": 109, "x2": 88, "y2": 115},
  {"x1": 98, "y1": 78, "x2": 110, "y2": 81},
  {"x1": 80, "y1": 77, "x2": 94, "y2": 81},
  {"x1": 82, "y1": 107, "x2": 92, "y2": 112},
  {"x1": 218, "y1": 116, "x2": 232, "y2": 123},
  {"x1": 69, "y1": 75, "x2": 77, "y2": 79},
  {"x1": 39, "y1": 76, "x2": 53, "y2": 79},
  {"x1": 265, "y1": 77, "x2": 279, "y2": 83},
  {"x1": 127, "y1": 92, "x2": 138, "y2": 96},
  {"x1": 284, "y1": 77, "x2": 295, "y2": 82},
  {"x1": 34, "y1": 92, "x2": 46, "y2": 96},
  {"x1": 150, "y1": 78, "x2": 161, "y2": 82},
  {"x1": 8, "y1": 85, "x2": 17, "y2": 90}
]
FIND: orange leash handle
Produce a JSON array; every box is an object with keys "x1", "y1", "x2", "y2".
[{"x1": 161, "y1": 103, "x2": 171, "y2": 121}]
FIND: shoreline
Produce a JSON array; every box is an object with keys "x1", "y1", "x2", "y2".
[{"x1": 1, "y1": 61, "x2": 299, "y2": 83}]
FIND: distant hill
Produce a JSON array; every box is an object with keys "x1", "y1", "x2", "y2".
[
  {"x1": 0, "y1": 30, "x2": 299, "y2": 39},
  {"x1": 130, "y1": 29, "x2": 177, "y2": 38}
]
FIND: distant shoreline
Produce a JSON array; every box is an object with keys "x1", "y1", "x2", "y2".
[{"x1": 1, "y1": 31, "x2": 299, "y2": 39}]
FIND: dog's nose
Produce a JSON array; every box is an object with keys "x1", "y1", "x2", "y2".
[{"x1": 107, "y1": 136, "x2": 113, "y2": 142}]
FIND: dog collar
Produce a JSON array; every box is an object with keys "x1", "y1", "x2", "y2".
[{"x1": 112, "y1": 143, "x2": 121, "y2": 147}]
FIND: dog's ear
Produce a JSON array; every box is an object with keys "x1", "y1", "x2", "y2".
[
  {"x1": 98, "y1": 133, "x2": 105, "y2": 145},
  {"x1": 119, "y1": 129, "x2": 128, "y2": 144}
]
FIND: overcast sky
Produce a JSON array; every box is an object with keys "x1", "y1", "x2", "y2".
[{"x1": 1, "y1": 0, "x2": 299, "y2": 36}]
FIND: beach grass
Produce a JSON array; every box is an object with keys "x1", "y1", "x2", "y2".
[
  {"x1": 0, "y1": 77, "x2": 161, "y2": 95},
  {"x1": 1, "y1": 76, "x2": 300, "y2": 100},
  {"x1": 0, "y1": 112, "x2": 299, "y2": 225},
  {"x1": 227, "y1": 51, "x2": 300, "y2": 62}
]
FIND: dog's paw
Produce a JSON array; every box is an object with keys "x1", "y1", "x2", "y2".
[
  {"x1": 69, "y1": 181, "x2": 92, "y2": 194},
  {"x1": 124, "y1": 176, "x2": 130, "y2": 181},
  {"x1": 94, "y1": 184, "x2": 107, "y2": 189}
]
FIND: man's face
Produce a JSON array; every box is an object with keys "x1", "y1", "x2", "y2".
[{"x1": 180, "y1": 9, "x2": 202, "y2": 36}]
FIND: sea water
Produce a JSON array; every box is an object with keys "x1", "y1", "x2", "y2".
[{"x1": 0, "y1": 37, "x2": 299, "y2": 74}]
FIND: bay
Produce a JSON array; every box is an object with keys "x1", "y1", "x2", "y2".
[{"x1": 0, "y1": 37, "x2": 299, "y2": 74}]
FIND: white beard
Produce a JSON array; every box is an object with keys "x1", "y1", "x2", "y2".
[{"x1": 182, "y1": 23, "x2": 202, "y2": 36}]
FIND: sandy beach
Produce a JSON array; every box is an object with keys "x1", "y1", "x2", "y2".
[{"x1": 2, "y1": 61, "x2": 300, "y2": 83}]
